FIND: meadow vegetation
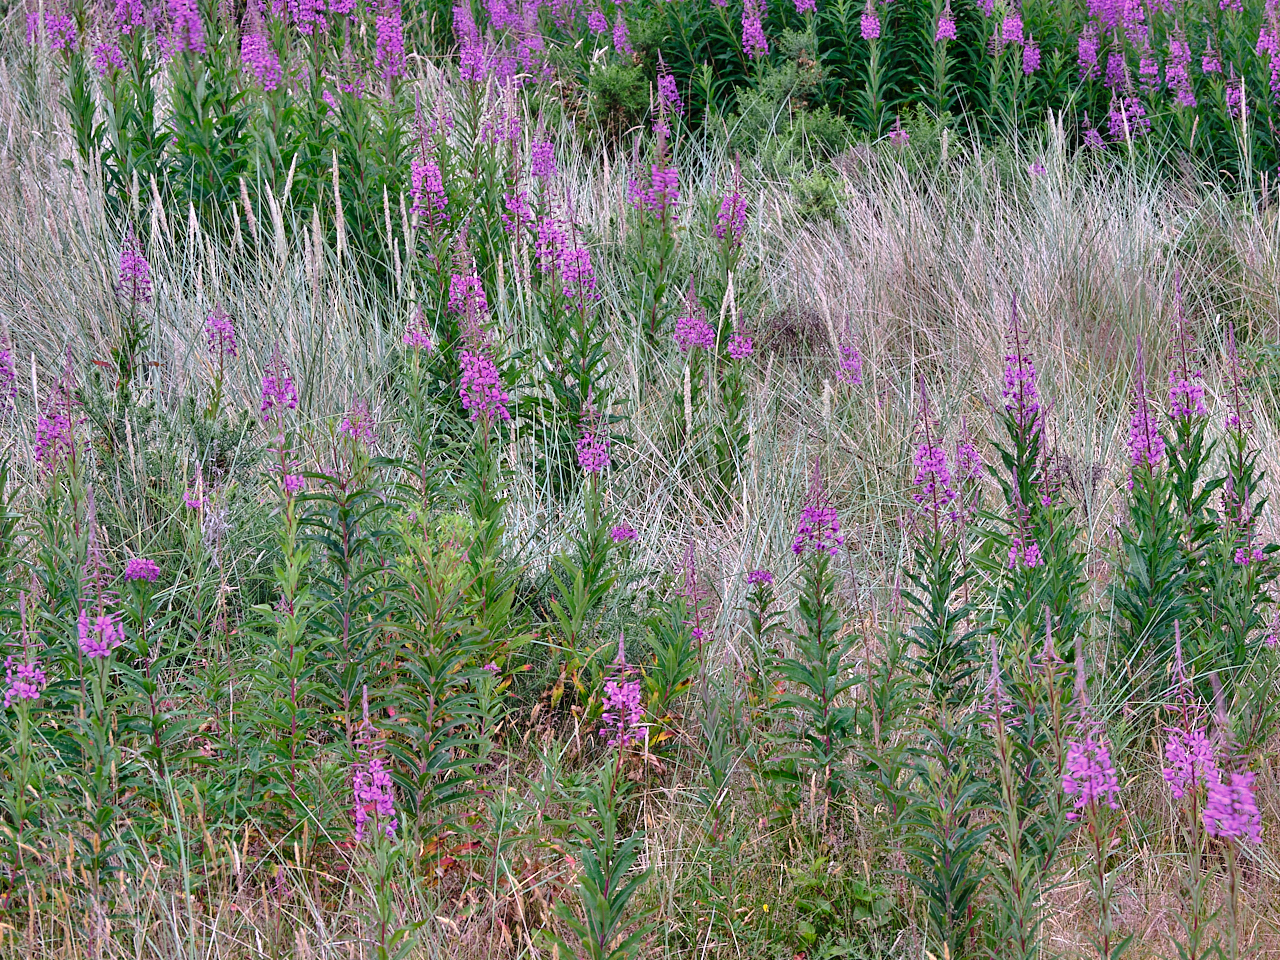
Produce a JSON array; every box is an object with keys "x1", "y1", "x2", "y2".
[{"x1": 2, "y1": 1, "x2": 1280, "y2": 958}]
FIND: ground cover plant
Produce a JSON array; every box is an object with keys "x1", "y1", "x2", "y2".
[{"x1": 2, "y1": 1, "x2": 1280, "y2": 958}]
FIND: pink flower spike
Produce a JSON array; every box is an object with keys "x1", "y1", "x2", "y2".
[{"x1": 125, "y1": 558, "x2": 161, "y2": 582}]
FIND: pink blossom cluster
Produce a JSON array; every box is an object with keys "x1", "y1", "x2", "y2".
[
  {"x1": 792, "y1": 502, "x2": 844, "y2": 556},
  {"x1": 628, "y1": 162, "x2": 680, "y2": 222},
  {"x1": 0, "y1": 343, "x2": 15, "y2": 407},
  {"x1": 78, "y1": 609, "x2": 125, "y2": 660},
  {"x1": 727, "y1": 332, "x2": 754, "y2": 360},
  {"x1": 609, "y1": 524, "x2": 638, "y2": 543},
  {"x1": 1062, "y1": 734, "x2": 1121, "y2": 820},
  {"x1": 241, "y1": 5, "x2": 282, "y2": 90},
  {"x1": 260, "y1": 358, "x2": 299, "y2": 422},
  {"x1": 125, "y1": 557, "x2": 162, "y2": 582},
  {"x1": 1204, "y1": 771, "x2": 1262, "y2": 843},
  {"x1": 339, "y1": 401, "x2": 375, "y2": 443},
  {"x1": 576, "y1": 419, "x2": 611, "y2": 473},
  {"x1": 4, "y1": 656, "x2": 47, "y2": 709},
  {"x1": 746, "y1": 569, "x2": 774, "y2": 586},
  {"x1": 1008, "y1": 538, "x2": 1044, "y2": 569},
  {"x1": 119, "y1": 233, "x2": 152, "y2": 306},
  {"x1": 459, "y1": 347, "x2": 511, "y2": 423},
  {"x1": 448, "y1": 274, "x2": 489, "y2": 320},
  {"x1": 836, "y1": 343, "x2": 863, "y2": 385},
  {"x1": 912, "y1": 442, "x2": 957, "y2": 516},
  {"x1": 375, "y1": 0, "x2": 406, "y2": 81},
  {"x1": 716, "y1": 190, "x2": 747, "y2": 247},
  {"x1": 353, "y1": 756, "x2": 398, "y2": 841},
  {"x1": 410, "y1": 158, "x2": 449, "y2": 229},
  {"x1": 674, "y1": 301, "x2": 715, "y2": 353},
  {"x1": 403, "y1": 309, "x2": 435, "y2": 351},
  {"x1": 743, "y1": 0, "x2": 769, "y2": 58},
  {"x1": 1002, "y1": 349, "x2": 1040, "y2": 428},
  {"x1": 530, "y1": 139, "x2": 557, "y2": 180},
  {"x1": 165, "y1": 0, "x2": 207, "y2": 56},
  {"x1": 206, "y1": 308, "x2": 237, "y2": 358},
  {"x1": 94, "y1": 42, "x2": 127, "y2": 77},
  {"x1": 935, "y1": 10, "x2": 956, "y2": 42},
  {"x1": 1162, "y1": 725, "x2": 1217, "y2": 800}
]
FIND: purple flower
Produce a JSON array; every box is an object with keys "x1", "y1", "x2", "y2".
[
  {"x1": 45, "y1": 4, "x2": 76, "y2": 51},
  {"x1": 1008, "y1": 538, "x2": 1043, "y2": 568},
  {"x1": 482, "y1": 662, "x2": 500, "y2": 673},
  {"x1": 1029, "y1": 160, "x2": 1047, "y2": 177},
  {"x1": 33, "y1": 355, "x2": 79, "y2": 474},
  {"x1": 587, "y1": 10, "x2": 608, "y2": 33},
  {"x1": 1202, "y1": 38, "x2": 1222, "y2": 74},
  {"x1": 860, "y1": 10, "x2": 880, "y2": 41},
  {"x1": 124, "y1": 557, "x2": 162, "y2": 582},
  {"x1": 657, "y1": 56, "x2": 683, "y2": 118},
  {"x1": 728, "y1": 332, "x2": 754, "y2": 360},
  {"x1": 793, "y1": 460, "x2": 844, "y2": 556},
  {"x1": 113, "y1": 0, "x2": 149, "y2": 34},
  {"x1": 934, "y1": 4, "x2": 956, "y2": 42},
  {"x1": 1203, "y1": 771, "x2": 1262, "y2": 843},
  {"x1": 1128, "y1": 339, "x2": 1164, "y2": 474},
  {"x1": 954, "y1": 433, "x2": 982, "y2": 481},
  {"x1": 1001, "y1": 11, "x2": 1023, "y2": 47},
  {"x1": 289, "y1": 0, "x2": 328, "y2": 36},
  {"x1": 353, "y1": 756, "x2": 398, "y2": 841},
  {"x1": 166, "y1": 0, "x2": 207, "y2": 55},
  {"x1": 78, "y1": 608, "x2": 125, "y2": 659},
  {"x1": 339, "y1": 400, "x2": 375, "y2": 443},
  {"x1": 793, "y1": 503, "x2": 844, "y2": 556},
  {"x1": 716, "y1": 190, "x2": 747, "y2": 247},
  {"x1": 4, "y1": 656, "x2": 47, "y2": 709},
  {"x1": 1168, "y1": 271, "x2": 1206, "y2": 419},
  {"x1": 119, "y1": 231, "x2": 152, "y2": 306},
  {"x1": 0, "y1": 341, "x2": 15, "y2": 408},
  {"x1": 1062, "y1": 734, "x2": 1121, "y2": 820},
  {"x1": 1163, "y1": 726, "x2": 1218, "y2": 800},
  {"x1": 403, "y1": 308, "x2": 435, "y2": 351},
  {"x1": 535, "y1": 216, "x2": 599, "y2": 308},
  {"x1": 206, "y1": 307, "x2": 237, "y2": 358},
  {"x1": 530, "y1": 138, "x2": 557, "y2": 180},
  {"x1": 1023, "y1": 35, "x2": 1041, "y2": 74},
  {"x1": 260, "y1": 353, "x2": 299, "y2": 422},
  {"x1": 743, "y1": 0, "x2": 769, "y2": 58},
  {"x1": 613, "y1": 11, "x2": 633, "y2": 56},
  {"x1": 1083, "y1": 124, "x2": 1106, "y2": 150},
  {"x1": 674, "y1": 285, "x2": 715, "y2": 353},
  {"x1": 375, "y1": 0, "x2": 406, "y2": 81},
  {"x1": 283, "y1": 473, "x2": 305, "y2": 494},
  {"x1": 628, "y1": 156, "x2": 681, "y2": 222},
  {"x1": 888, "y1": 116, "x2": 908, "y2": 146},
  {"x1": 1166, "y1": 34, "x2": 1196, "y2": 108},
  {"x1": 912, "y1": 442, "x2": 957, "y2": 514},
  {"x1": 600, "y1": 635, "x2": 647, "y2": 748},
  {"x1": 576, "y1": 415, "x2": 611, "y2": 473},
  {"x1": 794, "y1": 0, "x2": 816, "y2": 12},
  {"x1": 746, "y1": 569, "x2": 774, "y2": 586},
  {"x1": 600, "y1": 677, "x2": 646, "y2": 747},
  {"x1": 1078, "y1": 24, "x2": 1101, "y2": 81},
  {"x1": 836, "y1": 342, "x2": 863, "y2": 385},
  {"x1": 609, "y1": 524, "x2": 638, "y2": 543},
  {"x1": 1108, "y1": 96, "x2": 1151, "y2": 141},
  {"x1": 448, "y1": 274, "x2": 489, "y2": 320},
  {"x1": 94, "y1": 42, "x2": 126, "y2": 77},
  {"x1": 1002, "y1": 296, "x2": 1040, "y2": 430},
  {"x1": 241, "y1": 7, "x2": 282, "y2": 90},
  {"x1": 675, "y1": 305, "x2": 716, "y2": 355},
  {"x1": 409, "y1": 157, "x2": 449, "y2": 229},
  {"x1": 459, "y1": 344, "x2": 511, "y2": 423}
]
